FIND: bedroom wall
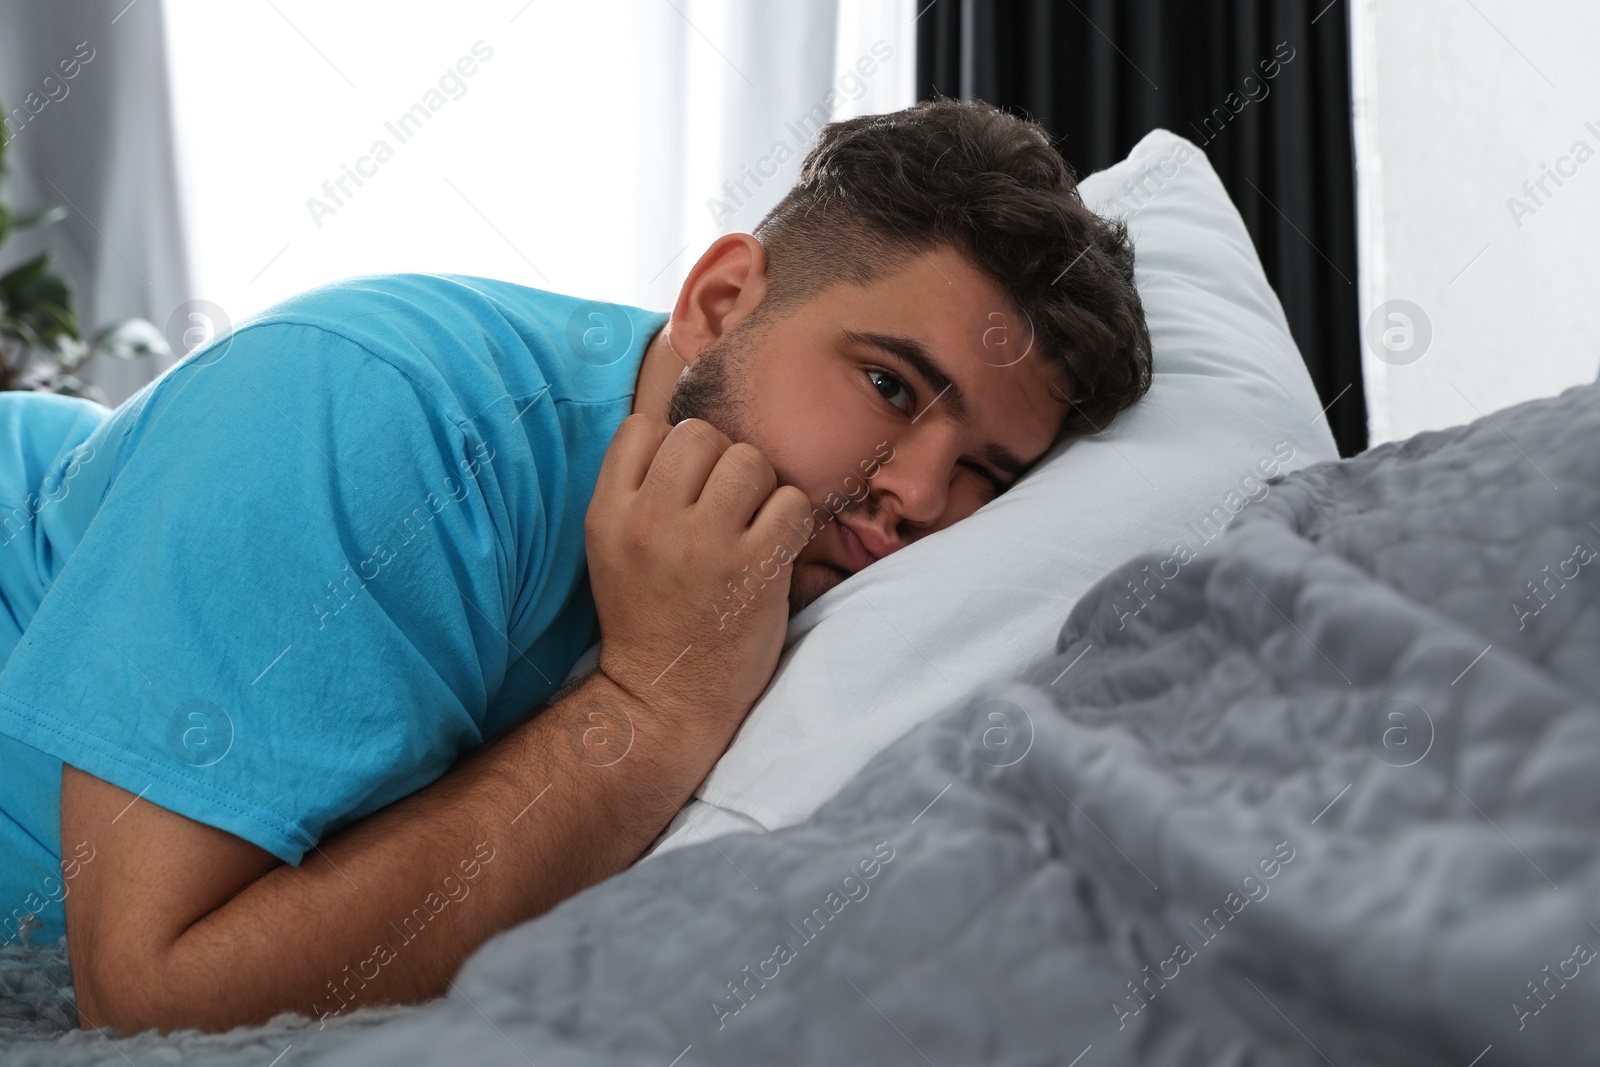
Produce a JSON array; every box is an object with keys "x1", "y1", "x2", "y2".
[{"x1": 1350, "y1": 0, "x2": 1600, "y2": 446}]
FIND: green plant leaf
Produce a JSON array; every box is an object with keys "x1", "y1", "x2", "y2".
[
  {"x1": 1, "y1": 256, "x2": 81, "y2": 346},
  {"x1": 0, "y1": 313, "x2": 46, "y2": 351},
  {"x1": 13, "y1": 205, "x2": 67, "y2": 231},
  {"x1": 92, "y1": 318, "x2": 169, "y2": 360},
  {"x1": 0, "y1": 252, "x2": 51, "y2": 295}
]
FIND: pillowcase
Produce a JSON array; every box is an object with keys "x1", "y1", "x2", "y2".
[{"x1": 629, "y1": 128, "x2": 1341, "y2": 855}]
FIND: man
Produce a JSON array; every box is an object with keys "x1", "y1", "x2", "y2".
[{"x1": 0, "y1": 99, "x2": 1150, "y2": 1032}]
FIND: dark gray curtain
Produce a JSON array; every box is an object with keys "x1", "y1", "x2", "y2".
[{"x1": 919, "y1": 0, "x2": 1366, "y2": 457}]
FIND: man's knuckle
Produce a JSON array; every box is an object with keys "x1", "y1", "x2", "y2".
[
  {"x1": 725, "y1": 443, "x2": 771, "y2": 479},
  {"x1": 671, "y1": 417, "x2": 709, "y2": 444},
  {"x1": 650, "y1": 446, "x2": 681, "y2": 482}
]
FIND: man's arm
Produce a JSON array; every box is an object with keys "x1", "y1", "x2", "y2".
[
  {"x1": 63, "y1": 415, "x2": 811, "y2": 1033},
  {"x1": 64, "y1": 671, "x2": 698, "y2": 1032}
]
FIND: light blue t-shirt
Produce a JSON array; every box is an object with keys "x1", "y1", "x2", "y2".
[{"x1": 0, "y1": 275, "x2": 666, "y2": 945}]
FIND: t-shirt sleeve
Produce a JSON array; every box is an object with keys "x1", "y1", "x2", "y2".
[{"x1": 0, "y1": 322, "x2": 520, "y2": 864}]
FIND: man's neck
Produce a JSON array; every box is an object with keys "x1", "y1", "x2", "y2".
[{"x1": 631, "y1": 320, "x2": 685, "y2": 421}]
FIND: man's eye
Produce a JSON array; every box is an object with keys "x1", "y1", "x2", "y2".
[
  {"x1": 867, "y1": 368, "x2": 914, "y2": 413},
  {"x1": 962, "y1": 461, "x2": 1007, "y2": 495}
]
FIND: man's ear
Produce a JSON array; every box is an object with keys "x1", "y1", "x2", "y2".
[{"x1": 668, "y1": 233, "x2": 768, "y2": 368}]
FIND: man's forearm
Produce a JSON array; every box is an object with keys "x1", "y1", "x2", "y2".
[{"x1": 74, "y1": 670, "x2": 704, "y2": 1032}]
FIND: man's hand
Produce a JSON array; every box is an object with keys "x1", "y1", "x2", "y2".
[
  {"x1": 586, "y1": 414, "x2": 812, "y2": 765},
  {"x1": 60, "y1": 417, "x2": 811, "y2": 1035}
]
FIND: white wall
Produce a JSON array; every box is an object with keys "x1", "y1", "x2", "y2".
[
  {"x1": 162, "y1": 0, "x2": 915, "y2": 334},
  {"x1": 1351, "y1": 0, "x2": 1600, "y2": 446}
]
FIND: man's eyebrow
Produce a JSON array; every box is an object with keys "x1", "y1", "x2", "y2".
[
  {"x1": 842, "y1": 328, "x2": 968, "y2": 422},
  {"x1": 843, "y1": 328, "x2": 1030, "y2": 482}
]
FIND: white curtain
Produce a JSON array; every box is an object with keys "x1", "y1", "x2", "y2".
[
  {"x1": 0, "y1": 0, "x2": 191, "y2": 406},
  {"x1": 161, "y1": 0, "x2": 917, "y2": 338}
]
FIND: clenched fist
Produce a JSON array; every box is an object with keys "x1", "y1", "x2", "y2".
[{"x1": 585, "y1": 414, "x2": 813, "y2": 768}]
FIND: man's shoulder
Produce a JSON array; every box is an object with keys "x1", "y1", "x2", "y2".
[
  {"x1": 237, "y1": 274, "x2": 667, "y2": 409},
  {"x1": 255, "y1": 273, "x2": 569, "y2": 325}
]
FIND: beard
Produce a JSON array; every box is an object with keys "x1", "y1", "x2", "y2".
[
  {"x1": 665, "y1": 326, "x2": 748, "y2": 438},
  {"x1": 665, "y1": 325, "x2": 851, "y2": 616}
]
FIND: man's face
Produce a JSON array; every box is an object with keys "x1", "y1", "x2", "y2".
[{"x1": 669, "y1": 247, "x2": 1072, "y2": 614}]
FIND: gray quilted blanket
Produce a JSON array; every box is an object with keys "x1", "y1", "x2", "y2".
[
  {"x1": 311, "y1": 381, "x2": 1600, "y2": 1066},
  {"x1": 5, "y1": 381, "x2": 1596, "y2": 1065}
]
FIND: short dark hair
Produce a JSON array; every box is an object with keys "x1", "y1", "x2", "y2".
[{"x1": 751, "y1": 98, "x2": 1153, "y2": 439}]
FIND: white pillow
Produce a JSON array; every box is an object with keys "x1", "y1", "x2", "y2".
[{"x1": 627, "y1": 129, "x2": 1341, "y2": 855}]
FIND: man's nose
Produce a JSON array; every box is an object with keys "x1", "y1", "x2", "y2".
[{"x1": 868, "y1": 437, "x2": 950, "y2": 534}]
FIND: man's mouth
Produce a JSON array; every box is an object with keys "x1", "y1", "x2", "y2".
[{"x1": 835, "y1": 517, "x2": 886, "y2": 574}]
